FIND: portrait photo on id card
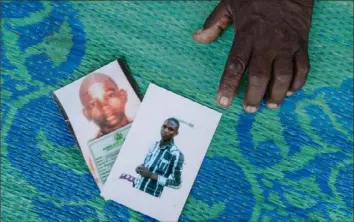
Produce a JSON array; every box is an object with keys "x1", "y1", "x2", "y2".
[{"x1": 102, "y1": 84, "x2": 222, "y2": 222}]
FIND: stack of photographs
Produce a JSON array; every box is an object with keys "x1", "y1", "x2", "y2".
[{"x1": 54, "y1": 58, "x2": 222, "y2": 221}]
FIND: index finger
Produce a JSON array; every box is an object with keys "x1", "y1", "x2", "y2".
[{"x1": 217, "y1": 34, "x2": 252, "y2": 108}]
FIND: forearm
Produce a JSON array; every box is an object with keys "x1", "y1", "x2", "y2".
[
  {"x1": 148, "y1": 173, "x2": 182, "y2": 188},
  {"x1": 150, "y1": 173, "x2": 158, "y2": 181},
  {"x1": 150, "y1": 152, "x2": 184, "y2": 187}
]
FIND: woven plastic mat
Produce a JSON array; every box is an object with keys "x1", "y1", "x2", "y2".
[{"x1": 1, "y1": 1, "x2": 353, "y2": 221}]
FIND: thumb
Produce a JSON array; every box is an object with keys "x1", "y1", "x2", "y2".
[{"x1": 193, "y1": 1, "x2": 232, "y2": 44}]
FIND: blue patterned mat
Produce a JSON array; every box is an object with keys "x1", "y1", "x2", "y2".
[{"x1": 1, "y1": 1, "x2": 353, "y2": 221}]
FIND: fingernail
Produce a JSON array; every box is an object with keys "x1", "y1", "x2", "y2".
[
  {"x1": 194, "y1": 28, "x2": 204, "y2": 34},
  {"x1": 244, "y1": 106, "x2": 257, "y2": 113},
  {"x1": 287, "y1": 91, "x2": 294, "y2": 96},
  {"x1": 267, "y1": 103, "x2": 278, "y2": 109},
  {"x1": 219, "y1": 96, "x2": 229, "y2": 107}
]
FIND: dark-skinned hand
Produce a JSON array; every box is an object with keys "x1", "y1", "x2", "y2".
[
  {"x1": 193, "y1": 0, "x2": 315, "y2": 112},
  {"x1": 136, "y1": 165, "x2": 152, "y2": 178}
]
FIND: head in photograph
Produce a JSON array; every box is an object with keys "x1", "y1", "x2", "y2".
[
  {"x1": 79, "y1": 72, "x2": 131, "y2": 138},
  {"x1": 161, "y1": 118, "x2": 179, "y2": 142}
]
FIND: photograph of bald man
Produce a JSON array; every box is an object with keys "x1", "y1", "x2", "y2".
[{"x1": 79, "y1": 73, "x2": 132, "y2": 139}]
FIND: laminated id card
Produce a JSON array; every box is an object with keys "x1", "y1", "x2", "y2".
[{"x1": 53, "y1": 58, "x2": 142, "y2": 190}]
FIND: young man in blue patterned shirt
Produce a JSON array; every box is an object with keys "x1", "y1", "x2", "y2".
[{"x1": 133, "y1": 118, "x2": 185, "y2": 198}]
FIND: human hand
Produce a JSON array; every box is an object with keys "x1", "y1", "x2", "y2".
[
  {"x1": 136, "y1": 165, "x2": 152, "y2": 178},
  {"x1": 193, "y1": 0, "x2": 314, "y2": 112}
]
